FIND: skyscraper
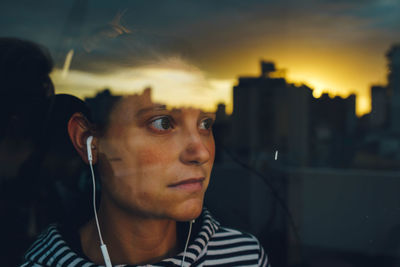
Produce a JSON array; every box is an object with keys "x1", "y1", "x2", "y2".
[{"x1": 387, "y1": 45, "x2": 400, "y2": 132}]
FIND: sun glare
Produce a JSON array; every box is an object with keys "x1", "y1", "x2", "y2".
[
  {"x1": 51, "y1": 66, "x2": 234, "y2": 113},
  {"x1": 285, "y1": 69, "x2": 372, "y2": 116}
]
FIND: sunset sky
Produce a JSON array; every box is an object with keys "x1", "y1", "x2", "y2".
[{"x1": 1, "y1": 0, "x2": 400, "y2": 115}]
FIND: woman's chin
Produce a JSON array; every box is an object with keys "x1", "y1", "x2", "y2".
[{"x1": 172, "y1": 199, "x2": 204, "y2": 222}]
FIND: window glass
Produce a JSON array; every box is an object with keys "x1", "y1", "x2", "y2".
[{"x1": 1, "y1": 1, "x2": 399, "y2": 266}]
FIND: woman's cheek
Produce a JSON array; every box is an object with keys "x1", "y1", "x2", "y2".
[
  {"x1": 127, "y1": 135, "x2": 175, "y2": 166},
  {"x1": 207, "y1": 137, "x2": 216, "y2": 162},
  {"x1": 134, "y1": 146, "x2": 167, "y2": 166}
]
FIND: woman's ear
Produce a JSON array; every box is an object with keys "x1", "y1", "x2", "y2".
[{"x1": 68, "y1": 112, "x2": 98, "y2": 164}]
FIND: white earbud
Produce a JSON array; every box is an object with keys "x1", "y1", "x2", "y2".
[{"x1": 86, "y1": 136, "x2": 93, "y2": 162}]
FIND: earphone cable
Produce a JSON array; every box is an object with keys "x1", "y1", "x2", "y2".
[
  {"x1": 89, "y1": 160, "x2": 105, "y2": 246},
  {"x1": 181, "y1": 220, "x2": 194, "y2": 267}
]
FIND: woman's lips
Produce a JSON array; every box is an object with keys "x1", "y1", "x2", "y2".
[{"x1": 168, "y1": 177, "x2": 205, "y2": 192}]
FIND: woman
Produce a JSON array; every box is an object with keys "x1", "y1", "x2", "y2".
[{"x1": 21, "y1": 88, "x2": 270, "y2": 266}]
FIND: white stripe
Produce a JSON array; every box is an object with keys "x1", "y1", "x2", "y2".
[
  {"x1": 202, "y1": 218, "x2": 212, "y2": 228},
  {"x1": 201, "y1": 224, "x2": 212, "y2": 237},
  {"x1": 181, "y1": 251, "x2": 196, "y2": 261},
  {"x1": 57, "y1": 251, "x2": 76, "y2": 265},
  {"x1": 205, "y1": 254, "x2": 258, "y2": 265},
  {"x1": 215, "y1": 228, "x2": 242, "y2": 236},
  {"x1": 196, "y1": 248, "x2": 207, "y2": 262},
  {"x1": 258, "y1": 245, "x2": 265, "y2": 265},
  {"x1": 31, "y1": 228, "x2": 59, "y2": 254},
  {"x1": 198, "y1": 231, "x2": 209, "y2": 241},
  {"x1": 31, "y1": 232, "x2": 62, "y2": 259},
  {"x1": 187, "y1": 243, "x2": 202, "y2": 255},
  {"x1": 262, "y1": 258, "x2": 269, "y2": 267},
  {"x1": 162, "y1": 257, "x2": 186, "y2": 265},
  {"x1": 69, "y1": 257, "x2": 85, "y2": 266},
  {"x1": 213, "y1": 231, "x2": 241, "y2": 238},
  {"x1": 39, "y1": 240, "x2": 64, "y2": 262},
  {"x1": 209, "y1": 237, "x2": 256, "y2": 246},
  {"x1": 260, "y1": 249, "x2": 269, "y2": 267},
  {"x1": 207, "y1": 244, "x2": 259, "y2": 255},
  {"x1": 21, "y1": 263, "x2": 43, "y2": 267},
  {"x1": 26, "y1": 228, "x2": 58, "y2": 259},
  {"x1": 45, "y1": 246, "x2": 68, "y2": 266}
]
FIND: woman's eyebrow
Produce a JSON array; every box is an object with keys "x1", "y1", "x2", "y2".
[
  {"x1": 136, "y1": 105, "x2": 167, "y2": 117},
  {"x1": 200, "y1": 111, "x2": 216, "y2": 118}
]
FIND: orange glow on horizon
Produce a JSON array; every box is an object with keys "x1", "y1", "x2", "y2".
[
  {"x1": 286, "y1": 69, "x2": 374, "y2": 117},
  {"x1": 53, "y1": 42, "x2": 389, "y2": 118},
  {"x1": 52, "y1": 65, "x2": 375, "y2": 117},
  {"x1": 210, "y1": 40, "x2": 388, "y2": 117},
  {"x1": 51, "y1": 67, "x2": 235, "y2": 114},
  {"x1": 272, "y1": 49, "x2": 387, "y2": 117}
]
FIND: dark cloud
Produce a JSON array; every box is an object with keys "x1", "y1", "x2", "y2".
[
  {"x1": 67, "y1": 31, "x2": 193, "y2": 73},
  {"x1": 0, "y1": 0, "x2": 399, "y2": 79}
]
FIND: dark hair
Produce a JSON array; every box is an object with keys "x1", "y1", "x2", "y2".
[
  {"x1": 0, "y1": 38, "x2": 55, "y2": 266},
  {"x1": 0, "y1": 37, "x2": 54, "y2": 141},
  {"x1": 0, "y1": 37, "x2": 54, "y2": 98},
  {"x1": 13, "y1": 94, "x2": 94, "y2": 232}
]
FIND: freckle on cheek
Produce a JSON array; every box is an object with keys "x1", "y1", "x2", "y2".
[
  {"x1": 136, "y1": 148, "x2": 165, "y2": 166},
  {"x1": 139, "y1": 190, "x2": 150, "y2": 201}
]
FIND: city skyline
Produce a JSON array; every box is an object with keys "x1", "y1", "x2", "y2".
[{"x1": 52, "y1": 46, "x2": 393, "y2": 117}]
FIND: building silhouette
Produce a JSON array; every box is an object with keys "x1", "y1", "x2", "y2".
[
  {"x1": 310, "y1": 93, "x2": 356, "y2": 167},
  {"x1": 387, "y1": 45, "x2": 400, "y2": 133},
  {"x1": 84, "y1": 88, "x2": 122, "y2": 128},
  {"x1": 225, "y1": 61, "x2": 357, "y2": 168},
  {"x1": 370, "y1": 85, "x2": 388, "y2": 129},
  {"x1": 230, "y1": 61, "x2": 311, "y2": 167},
  {"x1": 354, "y1": 44, "x2": 400, "y2": 166}
]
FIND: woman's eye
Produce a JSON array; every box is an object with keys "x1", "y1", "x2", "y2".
[
  {"x1": 200, "y1": 118, "x2": 213, "y2": 131},
  {"x1": 149, "y1": 116, "x2": 173, "y2": 131}
]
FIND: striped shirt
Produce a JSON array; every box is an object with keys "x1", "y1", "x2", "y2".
[{"x1": 20, "y1": 209, "x2": 270, "y2": 266}]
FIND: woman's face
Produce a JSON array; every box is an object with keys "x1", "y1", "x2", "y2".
[{"x1": 97, "y1": 90, "x2": 215, "y2": 221}]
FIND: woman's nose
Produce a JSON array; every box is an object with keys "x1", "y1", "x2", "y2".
[{"x1": 179, "y1": 134, "x2": 211, "y2": 165}]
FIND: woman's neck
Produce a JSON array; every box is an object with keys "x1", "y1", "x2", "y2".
[{"x1": 80, "y1": 200, "x2": 178, "y2": 265}]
